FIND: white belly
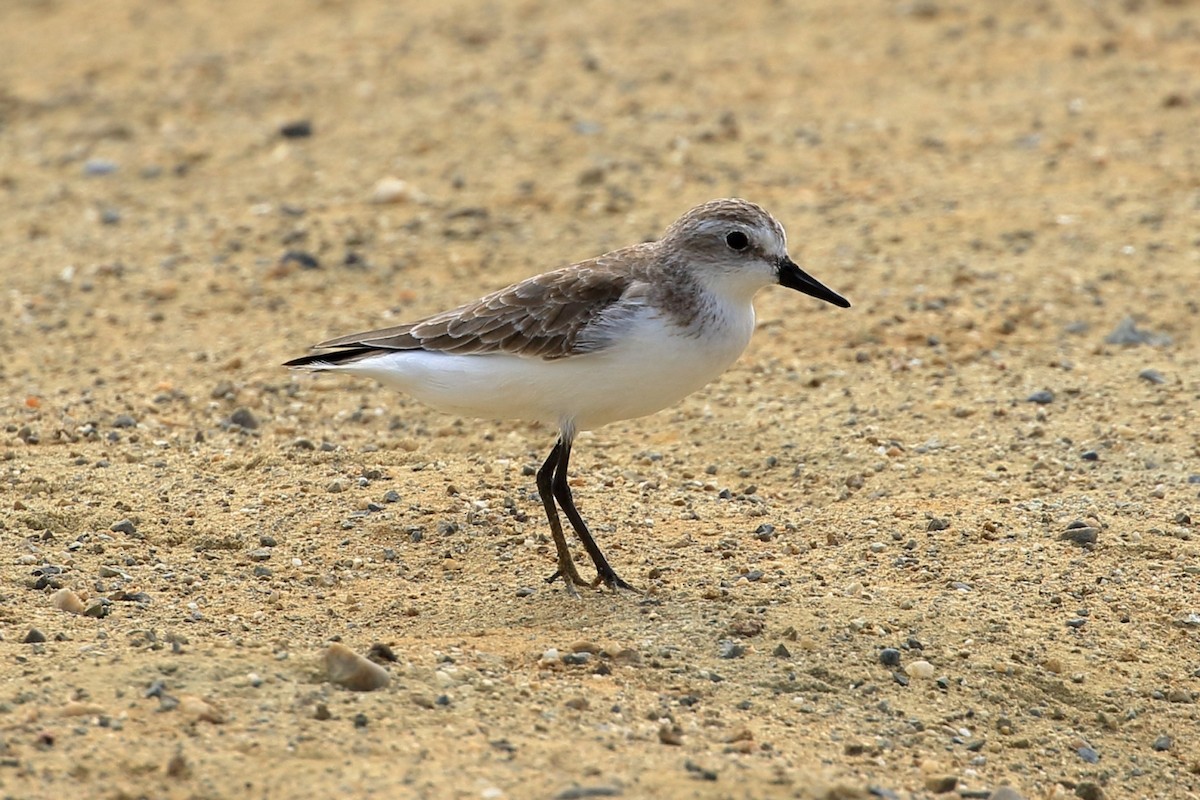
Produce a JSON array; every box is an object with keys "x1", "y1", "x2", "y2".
[{"x1": 332, "y1": 309, "x2": 755, "y2": 431}]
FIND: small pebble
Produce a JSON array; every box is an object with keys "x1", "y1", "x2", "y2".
[
  {"x1": 281, "y1": 251, "x2": 319, "y2": 270},
  {"x1": 879, "y1": 648, "x2": 902, "y2": 667},
  {"x1": 924, "y1": 775, "x2": 958, "y2": 794},
  {"x1": 366, "y1": 643, "x2": 398, "y2": 663},
  {"x1": 1080, "y1": 451, "x2": 1099, "y2": 461},
  {"x1": 113, "y1": 414, "x2": 137, "y2": 428},
  {"x1": 1026, "y1": 389, "x2": 1054, "y2": 404},
  {"x1": 248, "y1": 549, "x2": 272, "y2": 562},
  {"x1": 1060, "y1": 523, "x2": 1098, "y2": 546},
  {"x1": 988, "y1": 788, "x2": 1026, "y2": 800},
  {"x1": 51, "y1": 588, "x2": 86, "y2": 615},
  {"x1": 82, "y1": 600, "x2": 110, "y2": 618},
  {"x1": 718, "y1": 641, "x2": 746, "y2": 659},
  {"x1": 370, "y1": 177, "x2": 418, "y2": 204},
  {"x1": 83, "y1": 158, "x2": 118, "y2": 176},
  {"x1": 927, "y1": 517, "x2": 950, "y2": 531},
  {"x1": 230, "y1": 408, "x2": 259, "y2": 429},
  {"x1": 110, "y1": 519, "x2": 137, "y2": 535},
  {"x1": 658, "y1": 724, "x2": 684, "y2": 746},
  {"x1": 553, "y1": 787, "x2": 622, "y2": 800},
  {"x1": 23, "y1": 628, "x2": 47, "y2": 644},
  {"x1": 323, "y1": 643, "x2": 391, "y2": 691},
  {"x1": 279, "y1": 120, "x2": 313, "y2": 138},
  {"x1": 178, "y1": 695, "x2": 224, "y2": 724},
  {"x1": 905, "y1": 660, "x2": 936, "y2": 679},
  {"x1": 1138, "y1": 368, "x2": 1166, "y2": 384},
  {"x1": 1076, "y1": 745, "x2": 1100, "y2": 763},
  {"x1": 1105, "y1": 316, "x2": 1171, "y2": 346},
  {"x1": 1152, "y1": 734, "x2": 1172, "y2": 751},
  {"x1": 353, "y1": 712, "x2": 369, "y2": 728},
  {"x1": 1166, "y1": 688, "x2": 1193, "y2": 703},
  {"x1": 683, "y1": 760, "x2": 717, "y2": 780}
]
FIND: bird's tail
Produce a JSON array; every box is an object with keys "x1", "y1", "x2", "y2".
[{"x1": 283, "y1": 347, "x2": 380, "y2": 370}]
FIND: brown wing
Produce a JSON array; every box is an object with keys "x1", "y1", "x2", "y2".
[{"x1": 290, "y1": 255, "x2": 647, "y2": 366}]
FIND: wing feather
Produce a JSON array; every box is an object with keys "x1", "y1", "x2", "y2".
[{"x1": 292, "y1": 250, "x2": 652, "y2": 365}]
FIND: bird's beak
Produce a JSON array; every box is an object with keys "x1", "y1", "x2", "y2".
[{"x1": 777, "y1": 256, "x2": 851, "y2": 308}]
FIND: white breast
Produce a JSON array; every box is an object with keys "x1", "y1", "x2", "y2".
[{"x1": 334, "y1": 301, "x2": 757, "y2": 432}]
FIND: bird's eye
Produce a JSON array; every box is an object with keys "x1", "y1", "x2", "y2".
[{"x1": 725, "y1": 231, "x2": 750, "y2": 251}]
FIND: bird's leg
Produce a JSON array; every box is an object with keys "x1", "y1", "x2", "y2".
[
  {"x1": 536, "y1": 439, "x2": 590, "y2": 594},
  {"x1": 551, "y1": 435, "x2": 635, "y2": 592}
]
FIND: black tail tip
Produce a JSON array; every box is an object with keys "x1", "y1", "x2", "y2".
[{"x1": 282, "y1": 353, "x2": 329, "y2": 369}]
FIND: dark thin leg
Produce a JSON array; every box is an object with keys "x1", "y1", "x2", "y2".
[
  {"x1": 552, "y1": 436, "x2": 635, "y2": 592},
  {"x1": 536, "y1": 440, "x2": 589, "y2": 594}
]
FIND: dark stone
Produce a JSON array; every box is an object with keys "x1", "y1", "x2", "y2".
[
  {"x1": 230, "y1": 408, "x2": 259, "y2": 429},
  {"x1": 1026, "y1": 389, "x2": 1054, "y2": 404},
  {"x1": 1061, "y1": 526, "x2": 1098, "y2": 545},
  {"x1": 279, "y1": 120, "x2": 313, "y2": 138},
  {"x1": 683, "y1": 760, "x2": 717, "y2": 781},
  {"x1": 1105, "y1": 316, "x2": 1171, "y2": 346},
  {"x1": 281, "y1": 250, "x2": 320, "y2": 270},
  {"x1": 718, "y1": 641, "x2": 745, "y2": 659}
]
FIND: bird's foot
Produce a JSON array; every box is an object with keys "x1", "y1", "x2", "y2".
[
  {"x1": 591, "y1": 567, "x2": 637, "y2": 593},
  {"x1": 544, "y1": 564, "x2": 593, "y2": 597}
]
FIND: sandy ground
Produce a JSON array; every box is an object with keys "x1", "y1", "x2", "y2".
[{"x1": 2, "y1": 0, "x2": 1199, "y2": 798}]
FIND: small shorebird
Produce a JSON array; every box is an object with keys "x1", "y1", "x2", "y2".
[{"x1": 285, "y1": 199, "x2": 850, "y2": 594}]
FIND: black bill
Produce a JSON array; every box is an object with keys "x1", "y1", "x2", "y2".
[{"x1": 777, "y1": 256, "x2": 851, "y2": 308}]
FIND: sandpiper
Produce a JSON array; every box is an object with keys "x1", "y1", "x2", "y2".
[{"x1": 285, "y1": 198, "x2": 850, "y2": 594}]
